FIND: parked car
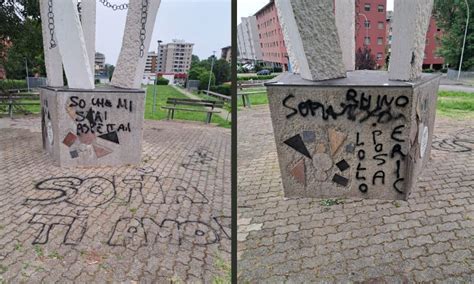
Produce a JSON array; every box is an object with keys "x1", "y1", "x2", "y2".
[{"x1": 256, "y1": 69, "x2": 271, "y2": 75}]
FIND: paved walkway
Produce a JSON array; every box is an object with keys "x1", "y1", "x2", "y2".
[
  {"x1": 237, "y1": 105, "x2": 473, "y2": 282},
  {"x1": 0, "y1": 116, "x2": 230, "y2": 282}
]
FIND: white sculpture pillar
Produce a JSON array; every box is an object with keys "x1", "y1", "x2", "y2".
[
  {"x1": 52, "y1": 0, "x2": 94, "y2": 89},
  {"x1": 274, "y1": 0, "x2": 346, "y2": 81},
  {"x1": 275, "y1": 0, "x2": 300, "y2": 74},
  {"x1": 335, "y1": 0, "x2": 356, "y2": 71},
  {"x1": 39, "y1": 0, "x2": 63, "y2": 87},
  {"x1": 388, "y1": 0, "x2": 434, "y2": 81},
  {"x1": 111, "y1": 0, "x2": 162, "y2": 89},
  {"x1": 81, "y1": 0, "x2": 96, "y2": 77}
]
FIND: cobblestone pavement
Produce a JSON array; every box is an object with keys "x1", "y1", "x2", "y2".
[
  {"x1": 238, "y1": 105, "x2": 473, "y2": 283},
  {"x1": 0, "y1": 116, "x2": 230, "y2": 283}
]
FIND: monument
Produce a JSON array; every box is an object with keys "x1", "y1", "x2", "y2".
[
  {"x1": 39, "y1": 0, "x2": 161, "y2": 167},
  {"x1": 267, "y1": 0, "x2": 439, "y2": 200}
]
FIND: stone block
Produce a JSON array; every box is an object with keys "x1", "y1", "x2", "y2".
[
  {"x1": 275, "y1": 0, "x2": 346, "y2": 81},
  {"x1": 335, "y1": 0, "x2": 356, "y2": 71},
  {"x1": 388, "y1": 0, "x2": 434, "y2": 81},
  {"x1": 40, "y1": 86, "x2": 145, "y2": 167},
  {"x1": 266, "y1": 71, "x2": 440, "y2": 200}
]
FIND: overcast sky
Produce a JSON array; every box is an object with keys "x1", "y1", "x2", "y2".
[
  {"x1": 237, "y1": 0, "x2": 395, "y2": 24},
  {"x1": 96, "y1": 0, "x2": 231, "y2": 65}
]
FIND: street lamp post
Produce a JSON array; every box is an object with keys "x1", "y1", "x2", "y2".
[
  {"x1": 24, "y1": 58, "x2": 30, "y2": 92},
  {"x1": 207, "y1": 51, "x2": 216, "y2": 94},
  {"x1": 458, "y1": 0, "x2": 470, "y2": 81}
]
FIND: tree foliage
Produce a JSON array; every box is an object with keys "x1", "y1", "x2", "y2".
[
  {"x1": 434, "y1": 0, "x2": 474, "y2": 70},
  {"x1": 188, "y1": 54, "x2": 230, "y2": 87},
  {"x1": 355, "y1": 47, "x2": 377, "y2": 70},
  {"x1": 0, "y1": 0, "x2": 44, "y2": 79}
]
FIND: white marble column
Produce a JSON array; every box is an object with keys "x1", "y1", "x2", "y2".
[
  {"x1": 274, "y1": 0, "x2": 346, "y2": 81},
  {"x1": 52, "y1": 0, "x2": 94, "y2": 89},
  {"x1": 335, "y1": 0, "x2": 355, "y2": 71},
  {"x1": 81, "y1": 0, "x2": 96, "y2": 77},
  {"x1": 389, "y1": 0, "x2": 434, "y2": 81},
  {"x1": 112, "y1": 0, "x2": 162, "y2": 89},
  {"x1": 39, "y1": 0, "x2": 63, "y2": 87}
]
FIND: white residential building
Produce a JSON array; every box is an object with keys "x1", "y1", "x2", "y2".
[
  {"x1": 237, "y1": 16, "x2": 262, "y2": 62},
  {"x1": 157, "y1": 39, "x2": 194, "y2": 74}
]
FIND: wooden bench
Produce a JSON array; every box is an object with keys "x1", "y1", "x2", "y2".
[
  {"x1": 202, "y1": 90, "x2": 231, "y2": 101},
  {"x1": 0, "y1": 91, "x2": 40, "y2": 118},
  {"x1": 162, "y1": 98, "x2": 223, "y2": 124},
  {"x1": 236, "y1": 83, "x2": 267, "y2": 108}
]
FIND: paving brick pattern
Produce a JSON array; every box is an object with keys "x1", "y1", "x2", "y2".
[
  {"x1": 0, "y1": 117, "x2": 230, "y2": 283},
  {"x1": 238, "y1": 105, "x2": 473, "y2": 283}
]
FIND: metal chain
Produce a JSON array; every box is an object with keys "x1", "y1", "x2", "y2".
[
  {"x1": 98, "y1": 0, "x2": 128, "y2": 10},
  {"x1": 47, "y1": 0, "x2": 56, "y2": 49},
  {"x1": 139, "y1": 0, "x2": 148, "y2": 57}
]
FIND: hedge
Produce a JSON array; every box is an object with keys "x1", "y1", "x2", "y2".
[
  {"x1": 156, "y1": 77, "x2": 169, "y2": 85},
  {"x1": 0, "y1": 79, "x2": 27, "y2": 90},
  {"x1": 210, "y1": 84, "x2": 231, "y2": 95},
  {"x1": 236, "y1": 75, "x2": 277, "y2": 81}
]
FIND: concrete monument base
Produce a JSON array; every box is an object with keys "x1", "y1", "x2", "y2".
[
  {"x1": 266, "y1": 71, "x2": 441, "y2": 200},
  {"x1": 40, "y1": 86, "x2": 145, "y2": 167}
]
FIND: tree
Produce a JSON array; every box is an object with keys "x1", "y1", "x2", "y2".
[
  {"x1": 105, "y1": 64, "x2": 115, "y2": 80},
  {"x1": 212, "y1": 59, "x2": 231, "y2": 85},
  {"x1": 197, "y1": 70, "x2": 215, "y2": 90},
  {"x1": 0, "y1": 0, "x2": 44, "y2": 79},
  {"x1": 434, "y1": 0, "x2": 474, "y2": 70},
  {"x1": 355, "y1": 47, "x2": 377, "y2": 70}
]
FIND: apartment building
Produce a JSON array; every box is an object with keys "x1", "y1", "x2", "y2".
[
  {"x1": 237, "y1": 16, "x2": 263, "y2": 62},
  {"x1": 94, "y1": 52, "x2": 106, "y2": 73},
  {"x1": 157, "y1": 39, "x2": 194, "y2": 74},
  {"x1": 254, "y1": 1, "x2": 288, "y2": 70},
  {"x1": 423, "y1": 17, "x2": 445, "y2": 69},
  {"x1": 144, "y1": 51, "x2": 158, "y2": 75},
  {"x1": 355, "y1": 0, "x2": 388, "y2": 68},
  {"x1": 221, "y1": 46, "x2": 232, "y2": 63}
]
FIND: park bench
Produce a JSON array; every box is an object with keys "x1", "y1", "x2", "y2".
[
  {"x1": 237, "y1": 82, "x2": 267, "y2": 108},
  {"x1": 162, "y1": 98, "x2": 223, "y2": 124},
  {"x1": 0, "y1": 90, "x2": 40, "y2": 118}
]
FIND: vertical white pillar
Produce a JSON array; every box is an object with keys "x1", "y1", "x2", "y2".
[
  {"x1": 81, "y1": 0, "x2": 96, "y2": 77},
  {"x1": 274, "y1": 0, "x2": 346, "y2": 81},
  {"x1": 275, "y1": 0, "x2": 300, "y2": 74},
  {"x1": 52, "y1": 0, "x2": 94, "y2": 89},
  {"x1": 335, "y1": 0, "x2": 356, "y2": 71},
  {"x1": 388, "y1": 0, "x2": 434, "y2": 81},
  {"x1": 112, "y1": 0, "x2": 162, "y2": 89},
  {"x1": 39, "y1": 0, "x2": 63, "y2": 87}
]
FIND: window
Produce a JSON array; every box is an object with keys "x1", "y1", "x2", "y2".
[
  {"x1": 364, "y1": 20, "x2": 371, "y2": 28},
  {"x1": 364, "y1": 36, "x2": 371, "y2": 45},
  {"x1": 376, "y1": 53, "x2": 383, "y2": 60},
  {"x1": 378, "y1": 5, "x2": 384, "y2": 12},
  {"x1": 364, "y1": 4, "x2": 370, "y2": 11},
  {"x1": 377, "y1": 37, "x2": 383, "y2": 45},
  {"x1": 378, "y1": 21, "x2": 384, "y2": 29}
]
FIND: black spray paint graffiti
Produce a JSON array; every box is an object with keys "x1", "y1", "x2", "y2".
[
  {"x1": 107, "y1": 216, "x2": 231, "y2": 249},
  {"x1": 282, "y1": 89, "x2": 409, "y2": 124},
  {"x1": 23, "y1": 176, "x2": 116, "y2": 208},
  {"x1": 432, "y1": 137, "x2": 474, "y2": 153},
  {"x1": 28, "y1": 212, "x2": 87, "y2": 245},
  {"x1": 69, "y1": 95, "x2": 133, "y2": 137},
  {"x1": 24, "y1": 170, "x2": 225, "y2": 246},
  {"x1": 355, "y1": 125, "x2": 407, "y2": 194},
  {"x1": 181, "y1": 147, "x2": 216, "y2": 171}
]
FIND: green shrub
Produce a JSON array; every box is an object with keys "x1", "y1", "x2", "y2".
[
  {"x1": 236, "y1": 75, "x2": 277, "y2": 81},
  {"x1": 0, "y1": 79, "x2": 27, "y2": 90},
  {"x1": 198, "y1": 71, "x2": 215, "y2": 90},
  {"x1": 210, "y1": 84, "x2": 231, "y2": 95},
  {"x1": 156, "y1": 77, "x2": 169, "y2": 85}
]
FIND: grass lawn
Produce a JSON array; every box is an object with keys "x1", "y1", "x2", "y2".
[
  {"x1": 1, "y1": 86, "x2": 231, "y2": 128},
  {"x1": 145, "y1": 85, "x2": 230, "y2": 128},
  {"x1": 437, "y1": 91, "x2": 474, "y2": 119}
]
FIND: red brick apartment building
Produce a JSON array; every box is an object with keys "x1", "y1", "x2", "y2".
[
  {"x1": 423, "y1": 17, "x2": 444, "y2": 69},
  {"x1": 252, "y1": 0, "x2": 444, "y2": 71},
  {"x1": 254, "y1": 0, "x2": 289, "y2": 71},
  {"x1": 356, "y1": 0, "x2": 388, "y2": 68}
]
